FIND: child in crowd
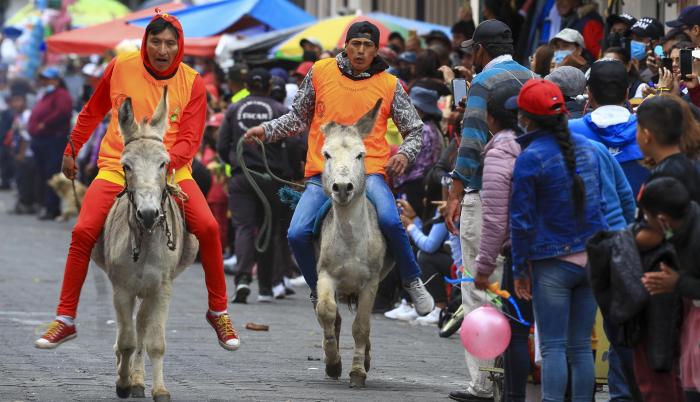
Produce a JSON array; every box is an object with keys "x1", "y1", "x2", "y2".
[{"x1": 638, "y1": 177, "x2": 700, "y2": 402}]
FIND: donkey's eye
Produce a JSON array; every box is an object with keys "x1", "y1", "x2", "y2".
[
  {"x1": 123, "y1": 164, "x2": 131, "y2": 172},
  {"x1": 323, "y1": 152, "x2": 331, "y2": 160},
  {"x1": 356, "y1": 153, "x2": 364, "y2": 160}
]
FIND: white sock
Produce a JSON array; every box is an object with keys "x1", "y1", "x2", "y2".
[
  {"x1": 56, "y1": 315, "x2": 75, "y2": 326},
  {"x1": 209, "y1": 310, "x2": 227, "y2": 316}
]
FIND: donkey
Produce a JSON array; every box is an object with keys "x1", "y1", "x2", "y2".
[
  {"x1": 91, "y1": 86, "x2": 198, "y2": 402},
  {"x1": 316, "y1": 99, "x2": 394, "y2": 388}
]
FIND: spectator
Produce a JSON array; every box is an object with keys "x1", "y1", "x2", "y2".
[
  {"x1": 300, "y1": 37, "x2": 322, "y2": 62},
  {"x1": 388, "y1": 31, "x2": 406, "y2": 54},
  {"x1": 607, "y1": 13, "x2": 636, "y2": 35},
  {"x1": 630, "y1": 17, "x2": 664, "y2": 82},
  {"x1": 451, "y1": 20, "x2": 476, "y2": 52},
  {"x1": 636, "y1": 95, "x2": 700, "y2": 204},
  {"x1": 545, "y1": 66, "x2": 587, "y2": 118},
  {"x1": 476, "y1": 83, "x2": 533, "y2": 402},
  {"x1": 217, "y1": 68, "x2": 291, "y2": 303},
  {"x1": 550, "y1": 28, "x2": 590, "y2": 69},
  {"x1": 292, "y1": 61, "x2": 313, "y2": 86},
  {"x1": 446, "y1": 19, "x2": 535, "y2": 402},
  {"x1": 482, "y1": 0, "x2": 522, "y2": 47},
  {"x1": 569, "y1": 59, "x2": 649, "y2": 197},
  {"x1": 395, "y1": 86, "x2": 444, "y2": 219},
  {"x1": 3, "y1": 91, "x2": 34, "y2": 213},
  {"x1": 398, "y1": 187, "x2": 451, "y2": 326},
  {"x1": 529, "y1": 0, "x2": 603, "y2": 58},
  {"x1": 602, "y1": 47, "x2": 647, "y2": 101},
  {"x1": 410, "y1": 49, "x2": 451, "y2": 96},
  {"x1": 639, "y1": 177, "x2": 700, "y2": 402},
  {"x1": 666, "y1": 5, "x2": 700, "y2": 48},
  {"x1": 509, "y1": 79, "x2": 606, "y2": 402},
  {"x1": 422, "y1": 29, "x2": 452, "y2": 50},
  {"x1": 396, "y1": 51, "x2": 417, "y2": 84},
  {"x1": 530, "y1": 44, "x2": 554, "y2": 77},
  {"x1": 27, "y1": 67, "x2": 72, "y2": 221},
  {"x1": 201, "y1": 113, "x2": 228, "y2": 251},
  {"x1": 228, "y1": 63, "x2": 249, "y2": 103}
]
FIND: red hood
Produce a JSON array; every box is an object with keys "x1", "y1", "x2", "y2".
[{"x1": 140, "y1": 9, "x2": 185, "y2": 79}]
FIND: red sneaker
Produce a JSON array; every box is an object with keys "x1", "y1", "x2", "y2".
[
  {"x1": 35, "y1": 320, "x2": 77, "y2": 349},
  {"x1": 206, "y1": 312, "x2": 240, "y2": 351}
]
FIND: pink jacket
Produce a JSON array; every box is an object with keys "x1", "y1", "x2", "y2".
[{"x1": 475, "y1": 129, "x2": 521, "y2": 276}]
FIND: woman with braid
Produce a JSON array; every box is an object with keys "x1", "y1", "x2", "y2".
[{"x1": 505, "y1": 79, "x2": 607, "y2": 402}]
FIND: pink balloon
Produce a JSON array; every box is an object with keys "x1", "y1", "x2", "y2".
[{"x1": 460, "y1": 304, "x2": 511, "y2": 360}]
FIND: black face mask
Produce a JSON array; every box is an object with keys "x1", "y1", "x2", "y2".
[{"x1": 302, "y1": 50, "x2": 319, "y2": 62}]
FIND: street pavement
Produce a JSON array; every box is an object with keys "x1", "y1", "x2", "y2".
[{"x1": 0, "y1": 190, "x2": 469, "y2": 402}]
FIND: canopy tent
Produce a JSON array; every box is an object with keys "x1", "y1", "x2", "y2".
[
  {"x1": 45, "y1": 3, "x2": 223, "y2": 57},
  {"x1": 7, "y1": 0, "x2": 131, "y2": 28},
  {"x1": 129, "y1": 0, "x2": 315, "y2": 38}
]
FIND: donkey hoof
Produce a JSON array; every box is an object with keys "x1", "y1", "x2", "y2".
[
  {"x1": 349, "y1": 372, "x2": 366, "y2": 388},
  {"x1": 131, "y1": 385, "x2": 146, "y2": 398},
  {"x1": 326, "y1": 360, "x2": 342, "y2": 379},
  {"x1": 115, "y1": 384, "x2": 131, "y2": 399},
  {"x1": 153, "y1": 392, "x2": 171, "y2": 402}
]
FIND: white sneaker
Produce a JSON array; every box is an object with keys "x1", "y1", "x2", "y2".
[
  {"x1": 415, "y1": 307, "x2": 441, "y2": 326},
  {"x1": 396, "y1": 306, "x2": 419, "y2": 321},
  {"x1": 257, "y1": 294, "x2": 273, "y2": 303},
  {"x1": 288, "y1": 276, "x2": 307, "y2": 287},
  {"x1": 404, "y1": 278, "x2": 435, "y2": 316},
  {"x1": 384, "y1": 299, "x2": 412, "y2": 320},
  {"x1": 223, "y1": 254, "x2": 238, "y2": 267},
  {"x1": 272, "y1": 283, "x2": 286, "y2": 299}
]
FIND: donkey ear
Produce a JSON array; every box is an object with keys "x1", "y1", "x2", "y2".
[
  {"x1": 150, "y1": 86, "x2": 169, "y2": 138},
  {"x1": 354, "y1": 98, "x2": 382, "y2": 138},
  {"x1": 118, "y1": 97, "x2": 138, "y2": 143}
]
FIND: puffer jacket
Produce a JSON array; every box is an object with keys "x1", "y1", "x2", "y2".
[{"x1": 476, "y1": 129, "x2": 521, "y2": 276}]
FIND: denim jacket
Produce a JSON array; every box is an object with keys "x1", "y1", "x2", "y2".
[{"x1": 510, "y1": 129, "x2": 607, "y2": 278}]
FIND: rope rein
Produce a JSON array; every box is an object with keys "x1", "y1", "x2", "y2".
[{"x1": 236, "y1": 136, "x2": 321, "y2": 253}]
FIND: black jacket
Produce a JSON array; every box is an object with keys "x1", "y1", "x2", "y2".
[
  {"x1": 587, "y1": 228, "x2": 649, "y2": 325},
  {"x1": 669, "y1": 202, "x2": 700, "y2": 299},
  {"x1": 648, "y1": 153, "x2": 700, "y2": 204},
  {"x1": 217, "y1": 95, "x2": 299, "y2": 179}
]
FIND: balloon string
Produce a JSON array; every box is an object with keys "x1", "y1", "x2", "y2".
[{"x1": 443, "y1": 275, "x2": 530, "y2": 327}]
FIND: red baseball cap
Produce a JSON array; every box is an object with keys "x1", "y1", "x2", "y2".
[{"x1": 505, "y1": 79, "x2": 568, "y2": 116}]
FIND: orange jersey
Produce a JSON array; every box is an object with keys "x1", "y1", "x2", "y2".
[
  {"x1": 305, "y1": 58, "x2": 396, "y2": 178},
  {"x1": 65, "y1": 52, "x2": 207, "y2": 185}
]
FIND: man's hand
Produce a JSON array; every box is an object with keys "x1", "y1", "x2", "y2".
[
  {"x1": 514, "y1": 276, "x2": 532, "y2": 300},
  {"x1": 474, "y1": 272, "x2": 490, "y2": 290},
  {"x1": 445, "y1": 180, "x2": 464, "y2": 235},
  {"x1": 244, "y1": 126, "x2": 266, "y2": 144},
  {"x1": 438, "y1": 65, "x2": 455, "y2": 85},
  {"x1": 62, "y1": 155, "x2": 77, "y2": 180},
  {"x1": 386, "y1": 153, "x2": 408, "y2": 177},
  {"x1": 646, "y1": 51, "x2": 660, "y2": 76},
  {"x1": 684, "y1": 73, "x2": 700, "y2": 89},
  {"x1": 642, "y1": 262, "x2": 680, "y2": 295}
]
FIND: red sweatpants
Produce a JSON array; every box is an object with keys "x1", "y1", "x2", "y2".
[{"x1": 56, "y1": 178, "x2": 228, "y2": 317}]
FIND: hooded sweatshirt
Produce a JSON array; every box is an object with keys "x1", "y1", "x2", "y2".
[
  {"x1": 63, "y1": 12, "x2": 206, "y2": 186},
  {"x1": 569, "y1": 105, "x2": 649, "y2": 197}
]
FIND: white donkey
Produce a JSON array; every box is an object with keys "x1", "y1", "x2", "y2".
[
  {"x1": 316, "y1": 99, "x2": 394, "y2": 388},
  {"x1": 91, "y1": 87, "x2": 198, "y2": 402}
]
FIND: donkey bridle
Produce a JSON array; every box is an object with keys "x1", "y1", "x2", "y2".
[{"x1": 116, "y1": 135, "x2": 180, "y2": 262}]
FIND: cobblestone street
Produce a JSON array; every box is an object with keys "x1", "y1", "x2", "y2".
[{"x1": 0, "y1": 190, "x2": 468, "y2": 401}]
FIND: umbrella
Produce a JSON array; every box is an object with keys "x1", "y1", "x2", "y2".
[
  {"x1": 272, "y1": 15, "x2": 393, "y2": 61},
  {"x1": 271, "y1": 14, "x2": 451, "y2": 61},
  {"x1": 7, "y1": 0, "x2": 131, "y2": 28}
]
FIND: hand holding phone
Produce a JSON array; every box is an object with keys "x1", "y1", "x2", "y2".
[
  {"x1": 452, "y1": 78, "x2": 468, "y2": 109},
  {"x1": 680, "y1": 49, "x2": 693, "y2": 81}
]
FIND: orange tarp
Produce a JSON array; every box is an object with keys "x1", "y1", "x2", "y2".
[{"x1": 46, "y1": 2, "x2": 219, "y2": 57}]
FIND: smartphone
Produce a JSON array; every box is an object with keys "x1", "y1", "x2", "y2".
[
  {"x1": 452, "y1": 78, "x2": 468, "y2": 108},
  {"x1": 681, "y1": 48, "x2": 693, "y2": 80},
  {"x1": 662, "y1": 57, "x2": 673, "y2": 72}
]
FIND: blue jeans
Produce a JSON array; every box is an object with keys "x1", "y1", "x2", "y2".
[
  {"x1": 532, "y1": 259, "x2": 597, "y2": 402},
  {"x1": 31, "y1": 136, "x2": 66, "y2": 216},
  {"x1": 288, "y1": 174, "x2": 421, "y2": 291},
  {"x1": 602, "y1": 318, "x2": 638, "y2": 401}
]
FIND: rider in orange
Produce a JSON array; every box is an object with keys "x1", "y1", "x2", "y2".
[{"x1": 34, "y1": 11, "x2": 240, "y2": 351}]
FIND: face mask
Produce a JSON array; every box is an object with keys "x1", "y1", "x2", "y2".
[
  {"x1": 553, "y1": 49, "x2": 573, "y2": 65},
  {"x1": 630, "y1": 40, "x2": 647, "y2": 61},
  {"x1": 45, "y1": 84, "x2": 56, "y2": 93}
]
